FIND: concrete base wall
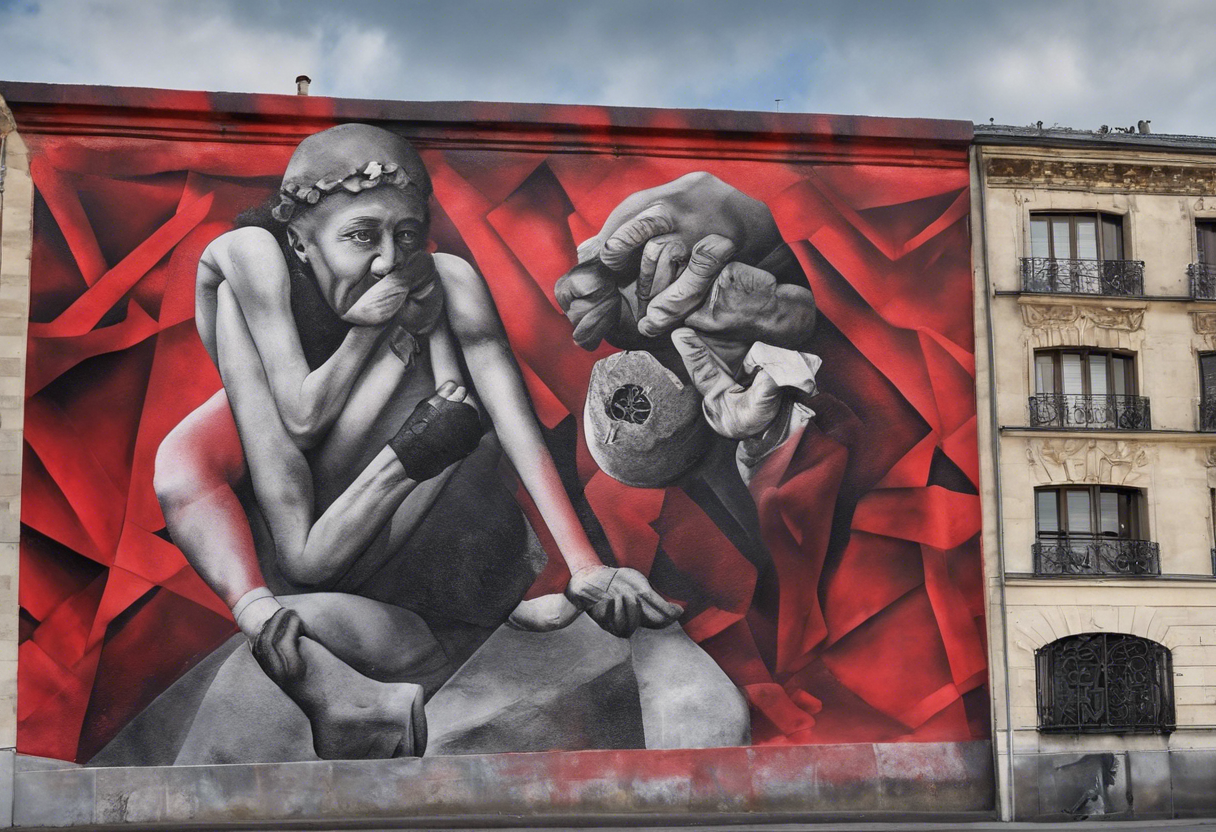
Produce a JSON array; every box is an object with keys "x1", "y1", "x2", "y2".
[
  {"x1": 11, "y1": 741, "x2": 994, "y2": 828},
  {"x1": 1012, "y1": 748, "x2": 1216, "y2": 821}
]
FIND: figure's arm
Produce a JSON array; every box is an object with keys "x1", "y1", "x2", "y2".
[
  {"x1": 434, "y1": 254, "x2": 601, "y2": 575},
  {"x1": 435, "y1": 253, "x2": 683, "y2": 636},
  {"x1": 201, "y1": 227, "x2": 383, "y2": 448}
]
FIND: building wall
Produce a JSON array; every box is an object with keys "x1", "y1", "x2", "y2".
[
  {"x1": 977, "y1": 140, "x2": 1216, "y2": 820},
  {"x1": 0, "y1": 83, "x2": 991, "y2": 828}
]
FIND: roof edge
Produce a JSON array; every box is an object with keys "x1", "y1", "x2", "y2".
[{"x1": 0, "y1": 80, "x2": 973, "y2": 146}]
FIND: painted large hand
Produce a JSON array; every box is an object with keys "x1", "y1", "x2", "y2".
[
  {"x1": 671, "y1": 327, "x2": 785, "y2": 440},
  {"x1": 555, "y1": 172, "x2": 796, "y2": 349}
]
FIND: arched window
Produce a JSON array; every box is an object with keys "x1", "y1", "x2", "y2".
[{"x1": 1037, "y1": 633, "x2": 1174, "y2": 734}]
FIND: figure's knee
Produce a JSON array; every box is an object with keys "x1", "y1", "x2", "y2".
[
  {"x1": 153, "y1": 422, "x2": 207, "y2": 513},
  {"x1": 154, "y1": 396, "x2": 244, "y2": 514}
]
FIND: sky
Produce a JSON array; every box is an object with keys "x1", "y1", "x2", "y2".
[{"x1": 1, "y1": 0, "x2": 1214, "y2": 136}]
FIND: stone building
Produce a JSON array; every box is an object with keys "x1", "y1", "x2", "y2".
[{"x1": 973, "y1": 124, "x2": 1216, "y2": 820}]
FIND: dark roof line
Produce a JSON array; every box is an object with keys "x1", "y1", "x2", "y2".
[{"x1": 975, "y1": 123, "x2": 1216, "y2": 153}]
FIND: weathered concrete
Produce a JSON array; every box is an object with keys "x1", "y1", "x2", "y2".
[
  {"x1": 1011, "y1": 749, "x2": 1216, "y2": 821},
  {"x1": 12, "y1": 741, "x2": 995, "y2": 828}
]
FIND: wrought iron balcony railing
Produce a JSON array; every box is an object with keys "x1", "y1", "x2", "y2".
[
  {"x1": 1033, "y1": 535, "x2": 1161, "y2": 577},
  {"x1": 1028, "y1": 393, "x2": 1151, "y2": 430},
  {"x1": 1189, "y1": 263, "x2": 1216, "y2": 300},
  {"x1": 1200, "y1": 399, "x2": 1216, "y2": 431},
  {"x1": 1021, "y1": 257, "x2": 1145, "y2": 297}
]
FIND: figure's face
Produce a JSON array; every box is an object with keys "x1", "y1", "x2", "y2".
[{"x1": 287, "y1": 187, "x2": 428, "y2": 315}]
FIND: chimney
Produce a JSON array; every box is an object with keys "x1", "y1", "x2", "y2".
[
  {"x1": 1137, "y1": 119, "x2": 1151, "y2": 134},
  {"x1": 296, "y1": 75, "x2": 311, "y2": 96}
]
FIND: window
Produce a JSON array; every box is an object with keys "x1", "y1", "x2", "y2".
[
  {"x1": 1037, "y1": 633, "x2": 1174, "y2": 734},
  {"x1": 1030, "y1": 212, "x2": 1125, "y2": 262},
  {"x1": 1033, "y1": 486, "x2": 1158, "y2": 575},
  {"x1": 1211, "y1": 489, "x2": 1216, "y2": 575},
  {"x1": 1190, "y1": 221, "x2": 1216, "y2": 298},
  {"x1": 1023, "y1": 211, "x2": 1141, "y2": 296},
  {"x1": 1197, "y1": 220, "x2": 1216, "y2": 266},
  {"x1": 1200, "y1": 353, "x2": 1216, "y2": 430},
  {"x1": 1036, "y1": 486, "x2": 1142, "y2": 541},
  {"x1": 1030, "y1": 349, "x2": 1147, "y2": 429}
]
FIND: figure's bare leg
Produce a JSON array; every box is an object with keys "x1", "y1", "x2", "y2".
[
  {"x1": 154, "y1": 390, "x2": 263, "y2": 612},
  {"x1": 254, "y1": 609, "x2": 427, "y2": 758},
  {"x1": 179, "y1": 286, "x2": 447, "y2": 758}
]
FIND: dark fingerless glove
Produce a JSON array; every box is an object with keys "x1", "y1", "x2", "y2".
[{"x1": 388, "y1": 396, "x2": 484, "y2": 481}]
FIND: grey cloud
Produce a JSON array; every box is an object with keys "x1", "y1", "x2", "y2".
[{"x1": 1, "y1": 0, "x2": 1214, "y2": 135}]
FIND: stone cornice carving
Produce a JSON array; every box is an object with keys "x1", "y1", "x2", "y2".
[
  {"x1": 1021, "y1": 302, "x2": 1144, "y2": 333},
  {"x1": 1027, "y1": 438, "x2": 1151, "y2": 486},
  {"x1": 987, "y1": 156, "x2": 1216, "y2": 194},
  {"x1": 1192, "y1": 310, "x2": 1216, "y2": 335}
]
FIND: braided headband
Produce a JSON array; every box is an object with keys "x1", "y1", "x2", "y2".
[{"x1": 271, "y1": 123, "x2": 432, "y2": 223}]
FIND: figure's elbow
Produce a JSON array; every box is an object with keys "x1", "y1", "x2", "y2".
[
  {"x1": 278, "y1": 550, "x2": 335, "y2": 589},
  {"x1": 282, "y1": 412, "x2": 323, "y2": 450}
]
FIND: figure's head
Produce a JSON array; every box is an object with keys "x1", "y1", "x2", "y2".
[{"x1": 274, "y1": 124, "x2": 434, "y2": 316}]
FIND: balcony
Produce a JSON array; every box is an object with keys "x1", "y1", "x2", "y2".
[
  {"x1": 1028, "y1": 393, "x2": 1151, "y2": 430},
  {"x1": 1033, "y1": 535, "x2": 1161, "y2": 576},
  {"x1": 1021, "y1": 257, "x2": 1145, "y2": 297},
  {"x1": 1189, "y1": 263, "x2": 1216, "y2": 300}
]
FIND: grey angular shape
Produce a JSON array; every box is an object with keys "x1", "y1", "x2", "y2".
[
  {"x1": 88, "y1": 635, "x2": 243, "y2": 767},
  {"x1": 173, "y1": 641, "x2": 319, "y2": 765},
  {"x1": 425, "y1": 614, "x2": 643, "y2": 755},
  {"x1": 631, "y1": 623, "x2": 749, "y2": 749}
]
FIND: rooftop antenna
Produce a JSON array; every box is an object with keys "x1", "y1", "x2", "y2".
[
  {"x1": 296, "y1": 75, "x2": 311, "y2": 96},
  {"x1": 775, "y1": 98, "x2": 782, "y2": 112}
]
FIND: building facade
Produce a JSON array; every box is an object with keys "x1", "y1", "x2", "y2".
[
  {"x1": 2, "y1": 79, "x2": 1216, "y2": 828},
  {"x1": 973, "y1": 125, "x2": 1216, "y2": 820}
]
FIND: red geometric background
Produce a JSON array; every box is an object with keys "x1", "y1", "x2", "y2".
[{"x1": 16, "y1": 108, "x2": 987, "y2": 763}]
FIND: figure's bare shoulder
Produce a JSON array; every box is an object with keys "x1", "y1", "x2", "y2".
[
  {"x1": 432, "y1": 253, "x2": 502, "y2": 342},
  {"x1": 432, "y1": 252, "x2": 481, "y2": 288}
]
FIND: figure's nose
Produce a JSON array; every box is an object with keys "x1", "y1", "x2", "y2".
[{"x1": 371, "y1": 237, "x2": 400, "y2": 278}]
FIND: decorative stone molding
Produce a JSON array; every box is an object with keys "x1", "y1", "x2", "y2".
[
  {"x1": 1020, "y1": 301, "x2": 1145, "y2": 350},
  {"x1": 1026, "y1": 438, "x2": 1151, "y2": 486},
  {"x1": 1010, "y1": 605, "x2": 1186, "y2": 654},
  {"x1": 1021, "y1": 302, "x2": 1144, "y2": 333},
  {"x1": 1192, "y1": 311, "x2": 1216, "y2": 335},
  {"x1": 987, "y1": 156, "x2": 1216, "y2": 194}
]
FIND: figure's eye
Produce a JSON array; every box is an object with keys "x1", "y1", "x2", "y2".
[
  {"x1": 396, "y1": 229, "x2": 420, "y2": 250},
  {"x1": 350, "y1": 229, "x2": 376, "y2": 244}
]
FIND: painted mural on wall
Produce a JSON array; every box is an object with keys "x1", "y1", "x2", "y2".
[{"x1": 17, "y1": 103, "x2": 985, "y2": 766}]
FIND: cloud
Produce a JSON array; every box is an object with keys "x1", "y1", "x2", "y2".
[{"x1": 2, "y1": 0, "x2": 1215, "y2": 136}]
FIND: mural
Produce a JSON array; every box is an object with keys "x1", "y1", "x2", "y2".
[{"x1": 17, "y1": 102, "x2": 986, "y2": 766}]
